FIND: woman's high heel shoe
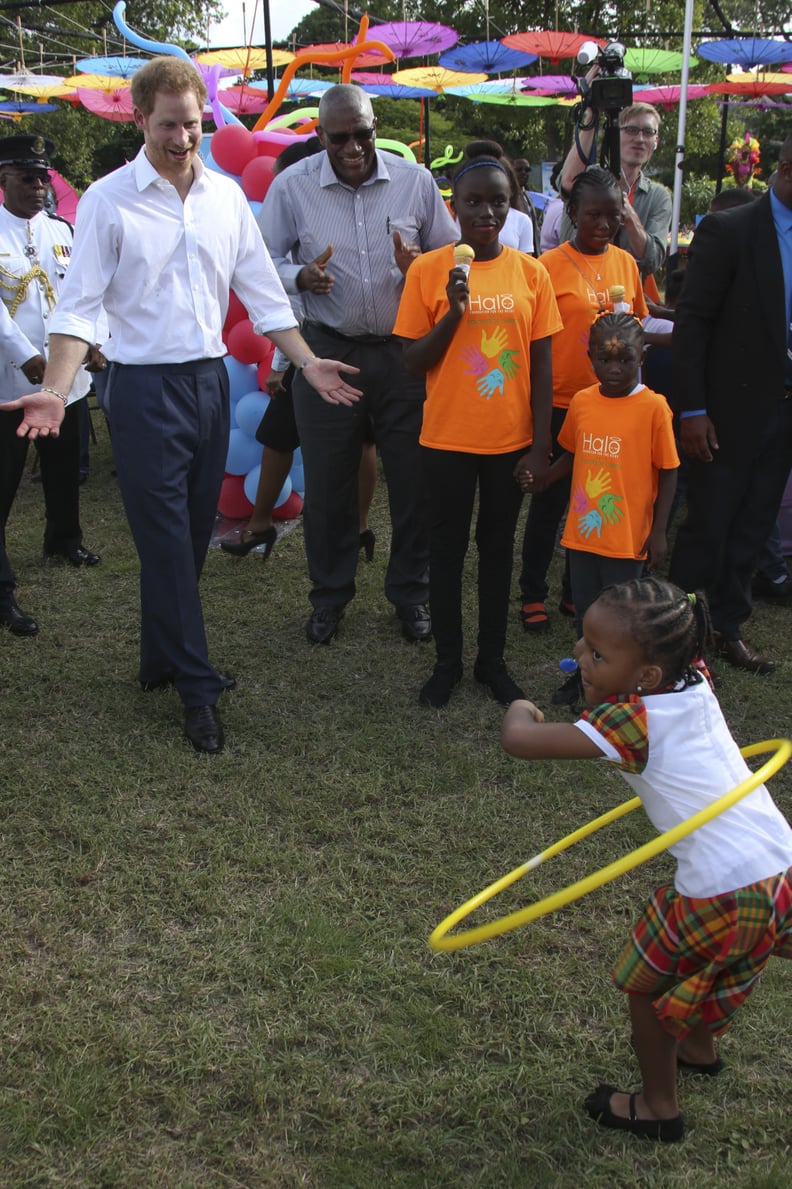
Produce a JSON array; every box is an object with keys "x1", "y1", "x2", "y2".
[
  {"x1": 221, "y1": 525, "x2": 277, "y2": 558},
  {"x1": 359, "y1": 528, "x2": 376, "y2": 563}
]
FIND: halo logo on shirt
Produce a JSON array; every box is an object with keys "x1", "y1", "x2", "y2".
[
  {"x1": 468, "y1": 291, "x2": 514, "y2": 314},
  {"x1": 583, "y1": 431, "x2": 622, "y2": 458}
]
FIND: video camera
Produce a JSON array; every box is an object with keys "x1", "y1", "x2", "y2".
[{"x1": 577, "y1": 40, "x2": 633, "y2": 113}]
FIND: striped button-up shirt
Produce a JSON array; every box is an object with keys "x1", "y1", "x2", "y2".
[{"x1": 259, "y1": 149, "x2": 457, "y2": 338}]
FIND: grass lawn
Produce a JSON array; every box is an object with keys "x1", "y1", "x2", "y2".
[{"x1": 1, "y1": 422, "x2": 790, "y2": 1188}]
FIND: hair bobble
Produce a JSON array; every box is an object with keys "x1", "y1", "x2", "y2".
[{"x1": 687, "y1": 593, "x2": 697, "y2": 606}]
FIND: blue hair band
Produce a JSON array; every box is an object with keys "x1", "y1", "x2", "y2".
[{"x1": 453, "y1": 159, "x2": 511, "y2": 188}]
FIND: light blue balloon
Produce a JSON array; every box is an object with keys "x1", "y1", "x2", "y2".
[
  {"x1": 247, "y1": 200, "x2": 263, "y2": 219},
  {"x1": 243, "y1": 463, "x2": 261, "y2": 505},
  {"x1": 235, "y1": 390, "x2": 270, "y2": 435},
  {"x1": 273, "y1": 474, "x2": 293, "y2": 509},
  {"x1": 289, "y1": 461, "x2": 304, "y2": 495},
  {"x1": 226, "y1": 428, "x2": 262, "y2": 476},
  {"x1": 224, "y1": 356, "x2": 258, "y2": 401}
]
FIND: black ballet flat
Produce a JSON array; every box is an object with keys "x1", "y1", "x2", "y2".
[
  {"x1": 359, "y1": 528, "x2": 376, "y2": 563},
  {"x1": 221, "y1": 525, "x2": 277, "y2": 558}
]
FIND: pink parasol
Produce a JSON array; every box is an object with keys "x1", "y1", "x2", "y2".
[
  {"x1": 632, "y1": 83, "x2": 711, "y2": 107},
  {"x1": 502, "y1": 31, "x2": 603, "y2": 66},
  {"x1": 519, "y1": 73, "x2": 578, "y2": 97},
  {"x1": 75, "y1": 86, "x2": 135, "y2": 121}
]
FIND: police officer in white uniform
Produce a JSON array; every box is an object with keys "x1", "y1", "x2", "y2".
[{"x1": 0, "y1": 134, "x2": 102, "y2": 637}]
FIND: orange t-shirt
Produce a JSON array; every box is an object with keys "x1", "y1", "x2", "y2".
[
  {"x1": 394, "y1": 244, "x2": 563, "y2": 454},
  {"x1": 540, "y1": 244, "x2": 648, "y2": 409},
  {"x1": 558, "y1": 383, "x2": 679, "y2": 560}
]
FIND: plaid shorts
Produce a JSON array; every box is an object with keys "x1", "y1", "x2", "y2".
[{"x1": 612, "y1": 869, "x2": 792, "y2": 1039}]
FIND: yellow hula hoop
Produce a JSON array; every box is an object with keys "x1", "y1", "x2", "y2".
[{"x1": 429, "y1": 738, "x2": 792, "y2": 953}]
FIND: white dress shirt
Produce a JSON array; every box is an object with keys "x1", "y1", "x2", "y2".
[
  {"x1": 0, "y1": 205, "x2": 91, "y2": 404},
  {"x1": 51, "y1": 148, "x2": 297, "y2": 365}
]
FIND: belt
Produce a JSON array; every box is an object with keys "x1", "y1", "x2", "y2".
[{"x1": 304, "y1": 320, "x2": 393, "y2": 346}]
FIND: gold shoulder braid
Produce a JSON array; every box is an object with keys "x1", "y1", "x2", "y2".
[{"x1": 0, "y1": 261, "x2": 57, "y2": 319}]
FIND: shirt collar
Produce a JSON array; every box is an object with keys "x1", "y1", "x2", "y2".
[
  {"x1": 133, "y1": 145, "x2": 206, "y2": 192},
  {"x1": 769, "y1": 186, "x2": 792, "y2": 231}
]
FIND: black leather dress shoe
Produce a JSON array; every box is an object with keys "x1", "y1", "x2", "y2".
[
  {"x1": 0, "y1": 600, "x2": 39, "y2": 637},
  {"x1": 714, "y1": 635, "x2": 775, "y2": 676},
  {"x1": 184, "y1": 705, "x2": 224, "y2": 754},
  {"x1": 141, "y1": 672, "x2": 236, "y2": 693},
  {"x1": 397, "y1": 603, "x2": 432, "y2": 643},
  {"x1": 306, "y1": 606, "x2": 344, "y2": 645},
  {"x1": 45, "y1": 545, "x2": 101, "y2": 567}
]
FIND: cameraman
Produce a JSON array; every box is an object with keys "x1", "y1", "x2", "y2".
[{"x1": 559, "y1": 85, "x2": 671, "y2": 278}]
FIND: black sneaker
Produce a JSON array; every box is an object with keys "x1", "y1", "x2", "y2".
[
  {"x1": 419, "y1": 663, "x2": 463, "y2": 708},
  {"x1": 473, "y1": 658, "x2": 525, "y2": 706}
]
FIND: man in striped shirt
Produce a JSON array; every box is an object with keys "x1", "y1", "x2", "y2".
[{"x1": 260, "y1": 84, "x2": 457, "y2": 646}]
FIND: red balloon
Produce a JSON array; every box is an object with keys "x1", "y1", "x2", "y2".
[
  {"x1": 241, "y1": 155, "x2": 275, "y2": 201},
  {"x1": 273, "y1": 491, "x2": 303, "y2": 521},
  {"x1": 224, "y1": 289, "x2": 248, "y2": 333},
  {"x1": 218, "y1": 474, "x2": 254, "y2": 519},
  {"x1": 227, "y1": 318, "x2": 269, "y2": 365},
  {"x1": 211, "y1": 124, "x2": 256, "y2": 176}
]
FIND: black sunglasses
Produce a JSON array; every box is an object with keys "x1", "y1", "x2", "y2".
[
  {"x1": 8, "y1": 170, "x2": 51, "y2": 186},
  {"x1": 323, "y1": 126, "x2": 376, "y2": 147}
]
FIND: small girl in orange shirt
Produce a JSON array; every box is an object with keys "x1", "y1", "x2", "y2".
[{"x1": 521, "y1": 314, "x2": 678, "y2": 705}]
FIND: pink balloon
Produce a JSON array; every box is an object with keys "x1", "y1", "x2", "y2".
[
  {"x1": 227, "y1": 318, "x2": 269, "y2": 365},
  {"x1": 241, "y1": 155, "x2": 276, "y2": 201},
  {"x1": 273, "y1": 491, "x2": 303, "y2": 521},
  {"x1": 218, "y1": 474, "x2": 254, "y2": 519},
  {"x1": 212, "y1": 124, "x2": 256, "y2": 176}
]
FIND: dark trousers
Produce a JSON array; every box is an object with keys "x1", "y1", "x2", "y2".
[
  {"x1": 106, "y1": 359, "x2": 229, "y2": 707},
  {"x1": 669, "y1": 400, "x2": 792, "y2": 639},
  {"x1": 423, "y1": 446, "x2": 524, "y2": 666},
  {"x1": 0, "y1": 399, "x2": 83, "y2": 606},
  {"x1": 519, "y1": 405, "x2": 572, "y2": 605},
  {"x1": 567, "y1": 550, "x2": 645, "y2": 637},
  {"x1": 292, "y1": 328, "x2": 429, "y2": 611}
]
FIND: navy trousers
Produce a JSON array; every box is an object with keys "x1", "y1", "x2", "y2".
[{"x1": 106, "y1": 359, "x2": 229, "y2": 707}]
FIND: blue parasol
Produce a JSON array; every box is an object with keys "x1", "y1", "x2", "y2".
[
  {"x1": 74, "y1": 55, "x2": 148, "y2": 78},
  {"x1": 438, "y1": 41, "x2": 537, "y2": 74},
  {"x1": 696, "y1": 38, "x2": 792, "y2": 69}
]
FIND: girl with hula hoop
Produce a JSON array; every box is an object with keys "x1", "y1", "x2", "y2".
[{"x1": 501, "y1": 577, "x2": 792, "y2": 1142}]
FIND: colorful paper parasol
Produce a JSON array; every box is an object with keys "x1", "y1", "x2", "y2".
[
  {"x1": 623, "y1": 48, "x2": 695, "y2": 74},
  {"x1": 75, "y1": 86, "x2": 135, "y2": 121},
  {"x1": 725, "y1": 70, "x2": 792, "y2": 85},
  {"x1": 0, "y1": 72, "x2": 64, "y2": 89},
  {"x1": 351, "y1": 73, "x2": 437, "y2": 99},
  {"x1": 632, "y1": 83, "x2": 711, "y2": 106},
  {"x1": 519, "y1": 74, "x2": 578, "y2": 97},
  {"x1": 354, "y1": 20, "x2": 458, "y2": 66},
  {"x1": 0, "y1": 81, "x2": 71, "y2": 97},
  {"x1": 0, "y1": 100, "x2": 59, "y2": 114},
  {"x1": 195, "y1": 47, "x2": 295, "y2": 73},
  {"x1": 464, "y1": 91, "x2": 558, "y2": 108},
  {"x1": 445, "y1": 80, "x2": 524, "y2": 98},
  {"x1": 696, "y1": 38, "x2": 792, "y2": 69},
  {"x1": 50, "y1": 169, "x2": 80, "y2": 222},
  {"x1": 214, "y1": 85, "x2": 270, "y2": 114},
  {"x1": 438, "y1": 40, "x2": 536, "y2": 74},
  {"x1": 706, "y1": 79, "x2": 791, "y2": 98},
  {"x1": 502, "y1": 31, "x2": 603, "y2": 66},
  {"x1": 392, "y1": 66, "x2": 487, "y2": 92},
  {"x1": 230, "y1": 77, "x2": 334, "y2": 100},
  {"x1": 74, "y1": 55, "x2": 148, "y2": 78}
]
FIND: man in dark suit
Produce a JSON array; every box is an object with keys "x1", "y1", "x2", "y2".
[{"x1": 668, "y1": 134, "x2": 792, "y2": 673}]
